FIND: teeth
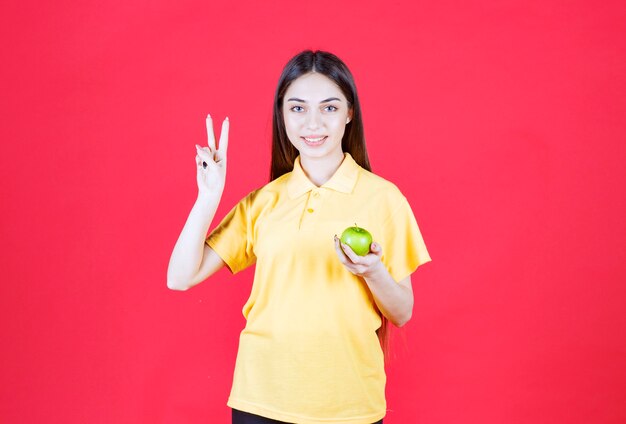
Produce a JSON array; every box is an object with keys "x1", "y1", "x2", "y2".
[{"x1": 304, "y1": 136, "x2": 325, "y2": 142}]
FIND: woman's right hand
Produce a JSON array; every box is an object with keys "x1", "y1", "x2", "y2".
[{"x1": 195, "y1": 114, "x2": 229, "y2": 198}]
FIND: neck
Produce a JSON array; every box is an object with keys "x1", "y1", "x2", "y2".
[{"x1": 299, "y1": 151, "x2": 346, "y2": 187}]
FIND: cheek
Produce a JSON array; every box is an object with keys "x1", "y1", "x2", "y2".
[
  {"x1": 284, "y1": 114, "x2": 302, "y2": 132},
  {"x1": 283, "y1": 115, "x2": 302, "y2": 143},
  {"x1": 328, "y1": 118, "x2": 347, "y2": 136}
]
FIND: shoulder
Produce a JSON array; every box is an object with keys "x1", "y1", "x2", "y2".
[
  {"x1": 355, "y1": 167, "x2": 407, "y2": 205},
  {"x1": 253, "y1": 172, "x2": 290, "y2": 199},
  {"x1": 237, "y1": 172, "x2": 291, "y2": 211},
  {"x1": 349, "y1": 166, "x2": 414, "y2": 228}
]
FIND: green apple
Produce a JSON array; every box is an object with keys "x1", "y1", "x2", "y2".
[{"x1": 340, "y1": 225, "x2": 373, "y2": 256}]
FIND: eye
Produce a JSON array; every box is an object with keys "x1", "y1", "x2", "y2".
[
  {"x1": 323, "y1": 105, "x2": 338, "y2": 112},
  {"x1": 290, "y1": 105, "x2": 305, "y2": 112}
]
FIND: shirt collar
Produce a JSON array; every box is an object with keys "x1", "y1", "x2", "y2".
[{"x1": 287, "y1": 152, "x2": 360, "y2": 199}]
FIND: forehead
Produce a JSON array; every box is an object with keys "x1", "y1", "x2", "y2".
[{"x1": 284, "y1": 72, "x2": 347, "y2": 102}]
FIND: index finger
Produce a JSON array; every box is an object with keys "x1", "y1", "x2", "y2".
[
  {"x1": 340, "y1": 242, "x2": 360, "y2": 264},
  {"x1": 333, "y1": 235, "x2": 349, "y2": 262},
  {"x1": 334, "y1": 235, "x2": 354, "y2": 262},
  {"x1": 218, "y1": 117, "x2": 229, "y2": 154},
  {"x1": 206, "y1": 114, "x2": 216, "y2": 151}
]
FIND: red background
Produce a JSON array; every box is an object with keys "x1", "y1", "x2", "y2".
[{"x1": 1, "y1": 1, "x2": 625, "y2": 423}]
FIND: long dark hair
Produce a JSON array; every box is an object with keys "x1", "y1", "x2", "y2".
[{"x1": 269, "y1": 50, "x2": 394, "y2": 363}]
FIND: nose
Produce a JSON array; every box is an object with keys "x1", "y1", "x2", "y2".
[{"x1": 305, "y1": 109, "x2": 322, "y2": 130}]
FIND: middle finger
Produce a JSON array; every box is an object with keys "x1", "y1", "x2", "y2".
[{"x1": 218, "y1": 117, "x2": 229, "y2": 154}]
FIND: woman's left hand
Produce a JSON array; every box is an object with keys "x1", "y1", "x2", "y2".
[{"x1": 334, "y1": 235, "x2": 384, "y2": 279}]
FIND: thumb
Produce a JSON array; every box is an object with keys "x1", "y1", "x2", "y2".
[{"x1": 371, "y1": 242, "x2": 381, "y2": 252}]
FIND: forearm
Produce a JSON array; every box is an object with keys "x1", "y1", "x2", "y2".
[
  {"x1": 167, "y1": 194, "x2": 221, "y2": 287},
  {"x1": 363, "y1": 263, "x2": 413, "y2": 327}
]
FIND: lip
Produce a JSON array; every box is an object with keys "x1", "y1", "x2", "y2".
[{"x1": 302, "y1": 135, "x2": 328, "y2": 146}]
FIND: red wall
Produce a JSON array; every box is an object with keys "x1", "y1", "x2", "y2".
[{"x1": 1, "y1": 1, "x2": 625, "y2": 423}]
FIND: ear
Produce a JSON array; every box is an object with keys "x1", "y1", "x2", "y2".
[{"x1": 346, "y1": 108, "x2": 354, "y2": 124}]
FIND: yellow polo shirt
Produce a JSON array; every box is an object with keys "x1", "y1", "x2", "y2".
[{"x1": 206, "y1": 152, "x2": 431, "y2": 424}]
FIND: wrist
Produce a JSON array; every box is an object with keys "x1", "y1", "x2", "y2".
[
  {"x1": 194, "y1": 193, "x2": 222, "y2": 219},
  {"x1": 197, "y1": 190, "x2": 222, "y2": 203},
  {"x1": 363, "y1": 260, "x2": 387, "y2": 281}
]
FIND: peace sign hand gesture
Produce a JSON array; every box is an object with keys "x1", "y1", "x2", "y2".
[{"x1": 195, "y1": 114, "x2": 229, "y2": 199}]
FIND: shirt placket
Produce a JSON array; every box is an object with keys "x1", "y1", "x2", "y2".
[{"x1": 299, "y1": 188, "x2": 322, "y2": 230}]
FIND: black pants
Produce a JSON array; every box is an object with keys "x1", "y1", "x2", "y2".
[{"x1": 232, "y1": 408, "x2": 383, "y2": 424}]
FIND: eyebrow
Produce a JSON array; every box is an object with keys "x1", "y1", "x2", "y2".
[{"x1": 286, "y1": 97, "x2": 343, "y2": 103}]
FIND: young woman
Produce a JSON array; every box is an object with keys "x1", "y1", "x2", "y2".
[{"x1": 167, "y1": 50, "x2": 432, "y2": 424}]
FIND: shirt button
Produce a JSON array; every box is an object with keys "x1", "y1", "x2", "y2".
[
  {"x1": 313, "y1": 192, "x2": 320, "y2": 198},
  {"x1": 307, "y1": 208, "x2": 314, "y2": 213}
]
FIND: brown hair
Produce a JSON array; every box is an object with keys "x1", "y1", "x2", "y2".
[{"x1": 269, "y1": 50, "x2": 395, "y2": 362}]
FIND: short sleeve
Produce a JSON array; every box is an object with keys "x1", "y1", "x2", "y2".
[
  {"x1": 205, "y1": 193, "x2": 257, "y2": 274},
  {"x1": 380, "y1": 196, "x2": 432, "y2": 283}
]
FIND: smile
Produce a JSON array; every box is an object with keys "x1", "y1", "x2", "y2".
[{"x1": 302, "y1": 136, "x2": 327, "y2": 145}]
